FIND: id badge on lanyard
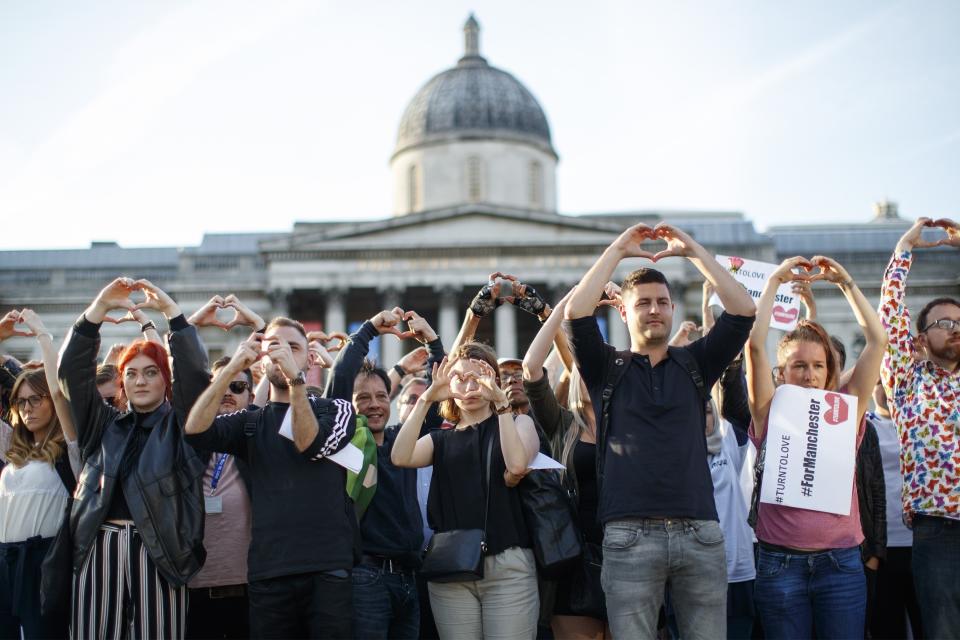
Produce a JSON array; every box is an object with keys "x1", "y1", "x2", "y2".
[{"x1": 205, "y1": 454, "x2": 228, "y2": 514}]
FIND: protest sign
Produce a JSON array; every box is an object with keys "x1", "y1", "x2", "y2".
[
  {"x1": 710, "y1": 255, "x2": 801, "y2": 331},
  {"x1": 760, "y1": 384, "x2": 859, "y2": 515}
]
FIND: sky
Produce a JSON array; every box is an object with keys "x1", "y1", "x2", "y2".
[{"x1": 1, "y1": 0, "x2": 958, "y2": 250}]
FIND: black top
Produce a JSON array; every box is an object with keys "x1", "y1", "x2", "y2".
[
  {"x1": 569, "y1": 312, "x2": 754, "y2": 524},
  {"x1": 105, "y1": 407, "x2": 162, "y2": 522},
  {"x1": 185, "y1": 398, "x2": 356, "y2": 581},
  {"x1": 428, "y1": 415, "x2": 531, "y2": 556},
  {"x1": 572, "y1": 440, "x2": 602, "y2": 544},
  {"x1": 360, "y1": 427, "x2": 424, "y2": 566}
]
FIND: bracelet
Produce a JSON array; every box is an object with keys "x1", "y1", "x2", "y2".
[
  {"x1": 255, "y1": 325, "x2": 267, "y2": 334},
  {"x1": 496, "y1": 403, "x2": 512, "y2": 415},
  {"x1": 393, "y1": 363, "x2": 407, "y2": 378},
  {"x1": 140, "y1": 322, "x2": 156, "y2": 333}
]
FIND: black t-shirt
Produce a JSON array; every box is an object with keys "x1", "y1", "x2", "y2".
[
  {"x1": 185, "y1": 397, "x2": 356, "y2": 582},
  {"x1": 359, "y1": 427, "x2": 424, "y2": 566},
  {"x1": 569, "y1": 312, "x2": 754, "y2": 524},
  {"x1": 427, "y1": 416, "x2": 531, "y2": 556}
]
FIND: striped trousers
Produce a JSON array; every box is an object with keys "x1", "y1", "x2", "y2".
[{"x1": 71, "y1": 523, "x2": 187, "y2": 640}]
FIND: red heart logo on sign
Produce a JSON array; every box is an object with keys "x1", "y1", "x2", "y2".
[
  {"x1": 823, "y1": 392, "x2": 848, "y2": 425},
  {"x1": 772, "y1": 305, "x2": 799, "y2": 325}
]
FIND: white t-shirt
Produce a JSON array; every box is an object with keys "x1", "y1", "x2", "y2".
[
  {"x1": 0, "y1": 421, "x2": 80, "y2": 543},
  {"x1": 709, "y1": 420, "x2": 756, "y2": 583},
  {"x1": 870, "y1": 412, "x2": 913, "y2": 547}
]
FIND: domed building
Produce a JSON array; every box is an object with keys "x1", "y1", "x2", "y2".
[{"x1": 391, "y1": 15, "x2": 558, "y2": 215}]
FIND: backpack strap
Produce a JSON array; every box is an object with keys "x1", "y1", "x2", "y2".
[
  {"x1": 666, "y1": 346, "x2": 708, "y2": 402},
  {"x1": 595, "y1": 350, "x2": 632, "y2": 494},
  {"x1": 243, "y1": 407, "x2": 262, "y2": 438},
  {"x1": 54, "y1": 453, "x2": 77, "y2": 496}
]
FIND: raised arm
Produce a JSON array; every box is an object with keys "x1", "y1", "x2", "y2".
[
  {"x1": 476, "y1": 360, "x2": 538, "y2": 475},
  {"x1": 449, "y1": 273, "x2": 515, "y2": 354},
  {"x1": 745, "y1": 257, "x2": 811, "y2": 439},
  {"x1": 185, "y1": 334, "x2": 260, "y2": 436},
  {"x1": 59, "y1": 278, "x2": 135, "y2": 454},
  {"x1": 701, "y1": 280, "x2": 716, "y2": 334},
  {"x1": 392, "y1": 358, "x2": 456, "y2": 468},
  {"x1": 324, "y1": 308, "x2": 408, "y2": 401},
  {"x1": 135, "y1": 279, "x2": 209, "y2": 426},
  {"x1": 810, "y1": 257, "x2": 887, "y2": 424},
  {"x1": 17, "y1": 310, "x2": 76, "y2": 443}
]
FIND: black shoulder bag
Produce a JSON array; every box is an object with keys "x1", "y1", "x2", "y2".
[
  {"x1": 40, "y1": 453, "x2": 78, "y2": 618},
  {"x1": 420, "y1": 435, "x2": 494, "y2": 583}
]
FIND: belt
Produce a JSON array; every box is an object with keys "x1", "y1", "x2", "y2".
[
  {"x1": 192, "y1": 584, "x2": 247, "y2": 599},
  {"x1": 758, "y1": 541, "x2": 822, "y2": 555},
  {"x1": 359, "y1": 554, "x2": 415, "y2": 574}
]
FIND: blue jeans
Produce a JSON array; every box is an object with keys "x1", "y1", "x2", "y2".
[
  {"x1": 912, "y1": 515, "x2": 960, "y2": 640},
  {"x1": 753, "y1": 545, "x2": 865, "y2": 639},
  {"x1": 351, "y1": 564, "x2": 420, "y2": 640},
  {"x1": 601, "y1": 518, "x2": 727, "y2": 640}
]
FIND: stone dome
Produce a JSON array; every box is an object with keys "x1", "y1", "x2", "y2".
[{"x1": 393, "y1": 15, "x2": 556, "y2": 160}]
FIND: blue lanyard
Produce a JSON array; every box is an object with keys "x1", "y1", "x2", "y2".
[{"x1": 209, "y1": 454, "x2": 229, "y2": 493}]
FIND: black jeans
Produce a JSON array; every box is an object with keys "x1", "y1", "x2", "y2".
[
  {"x1": 912, "y1": 515, "x2": 958, "y2": 640},
  {"x1": 0, "y1": 537, "x2": 66, "y2": 640},
  {"x1": 186, "y1": 586, "x2": 250, "y2": 640},
  {"x1": 248, "y1": 571, "x2": 352, "y2": 639}
]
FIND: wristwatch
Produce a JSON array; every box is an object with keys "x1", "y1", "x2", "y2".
[{"x1": 287, "y1": 371, "x2": 307, "y2": 387}]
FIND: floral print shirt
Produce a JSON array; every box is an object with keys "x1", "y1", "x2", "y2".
[{"x1": 879, "y1": 250, "x2": 960, "y2": 521}]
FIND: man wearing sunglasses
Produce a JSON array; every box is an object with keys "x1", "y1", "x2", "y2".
[
  {"x1": 879, "y1": 216, "x2": 960, "y2": 639},
  {"x1": 186, "y1": 356, "x2": 256, "y2": 640}
]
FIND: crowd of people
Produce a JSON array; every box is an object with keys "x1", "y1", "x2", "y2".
[{"x1": 0, "y1": 219, "x2": 957, "y2": 640}]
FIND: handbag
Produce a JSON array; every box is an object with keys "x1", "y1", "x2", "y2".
[
  {"x1": 40, "y1": 455, "x2": 77, "y2": 618},
  {"x1": 419, "y1": 436, "x2": 494, "y2": 583},
  {"x1": 568, "y1": 541, "x2": 606, "y2": 619},
  {"x1": 518, "y1": 462, "x2": 582, "y2": 579}
]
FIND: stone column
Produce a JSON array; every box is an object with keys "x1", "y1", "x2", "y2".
[
  {"x1": 380, "y1": 288, "x2": 403, "y2": 367},
  {"x1": 607, "y1": 305, "x2": 629, "y2": 350},
  {"x1": 495, "y1": 303, "x2": 518, "y2": 359},
  {"x1": 438, "y1": 287, "x2": 460, "y2": 348},
  {"x1": 324, "y1": 289, "x2": 346, "y2": 333}
]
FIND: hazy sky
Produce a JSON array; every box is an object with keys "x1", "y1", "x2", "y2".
[{"x1": 2, "y1": 1, "x2": 958, "y2": 250}]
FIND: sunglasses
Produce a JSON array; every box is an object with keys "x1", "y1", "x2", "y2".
[
  {"x1": 15, "y1": 394, "x2": 46, "y2": 411},
  {"x1": 228, "y1": 381, "x2": 251, "y2": 394}
]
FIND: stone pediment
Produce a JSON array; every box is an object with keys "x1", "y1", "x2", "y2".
[{"x1": 260, "y1": 205, "x2": 632, "y2": 255}]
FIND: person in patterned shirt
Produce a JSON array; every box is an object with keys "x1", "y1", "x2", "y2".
[{"x1": 879, "y1": 216, "x2": 960, "y2": 639}]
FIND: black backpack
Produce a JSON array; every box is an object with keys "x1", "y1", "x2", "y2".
[{"x1": 594, "y1": 346, "x2": 708, "y2": 492}]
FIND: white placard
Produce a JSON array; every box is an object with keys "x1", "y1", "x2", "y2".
[
  {"x1": 527, "y1": 452, "x2": 565, "y2": 471},
  {"x1": 760, "y1": 384, "x2": 858, "y2": 515},
  {"x1": 710, "y1": 255, "x2": 801, "y2": 331},
  {"x1": 277, "y1": 407, "x2": 364, "y2": 473}
]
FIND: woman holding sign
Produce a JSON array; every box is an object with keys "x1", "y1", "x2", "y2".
[{"x1": 745, "y1": 256, "x2": 886, "y2": 639}]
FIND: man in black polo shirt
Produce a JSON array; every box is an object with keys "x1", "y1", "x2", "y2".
[
  {"x1": 324, "y1": 308, "x2": 445, "y2": 640},
  {"x1": 566, "y1": 222, "x2": 756, "y2": 639},
  {"x1": 185, "y1": 317, "x2": 356, "y2": 639}
]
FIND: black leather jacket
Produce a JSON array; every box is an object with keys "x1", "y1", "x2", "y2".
[
  {"x1": 857, "y1": 419, "x2": 887, "y2": 562},
  {"x1": 58, "y1": 315, "x2": 209, "y2": 586}
]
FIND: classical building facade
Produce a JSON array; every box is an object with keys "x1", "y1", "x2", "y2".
[{"x1": 2, "y1": 18, "x2": 957, "y2": 368}]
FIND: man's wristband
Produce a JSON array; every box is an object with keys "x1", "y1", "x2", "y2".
[
  {"x1": 393, "y1": 364, "x2": 407, "y2": 378},
  {"x1": 140, "y1": 321, "x2": 156, "y2": 333}
]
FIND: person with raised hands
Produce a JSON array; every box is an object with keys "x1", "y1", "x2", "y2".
[
  {"x1": 744, "y1": 255, "x2": 886, "y2": 639},
  {"x1": 322, "y1": 307, "x2": 444, "y2": 640},
  {"x1": 879, "y1": 216, "x2": 960, "y2": 638},
  {"x1": 56, "y1": 277, "x2": 209, "y2": 639},
  {"x1": 563, "y1": 222, "x2": 755, "y2": 640},
  {"x1": 391, "y1": 343, "x2": 541, "y2": 640},
  {"x1": 0, "y1": 309, "x2": 77, "y2": 639},
  {"x1": 184, "y1": 317, "x2": 356, "y2": 639}
]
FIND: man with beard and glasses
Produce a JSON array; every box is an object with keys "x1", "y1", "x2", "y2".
[
  {"x1": 185, "y1": 317, "x2": 356, "y2": 639},
  {"x1": 186, "y1": 356, "x2": 256, "y2": 640},
  {"x1": 879, "y1": 216, "x2": 960, "y2": 639},
  {"x1": 325, "y1": 308, "x2": 445, "y2": 640}
]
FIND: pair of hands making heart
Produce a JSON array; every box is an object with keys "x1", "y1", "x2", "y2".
[
  {"x1": 421, "y1": 356, "x2": 508, "y2": 408},
  {"x1": 770, "y1": 256, "x2": 853, "y2": 287},
  {"x1": 470, "y1": 272, "x2": 548, "y2": 319},
  {"x1": 228, "y1": 332, "x2": 301, "y2": 382},
  {"x1": 88, "y1": 277, "x2": 180, "y2": 323},
  {"x1": 188, "y1": 295, "x2": 264, "y2": 332},
  {"x1": 371, "y1": 308, "x2": 438, "y2": 344},
  {"x1": 0, "y1": 309, "x2": 52, "y2": 341},
  {"x1": 614, "y1": 222, "x2": 700, "y2": 262},
  {"x1": 897, "y1": 217, "x2": 960, "y2": 252}
]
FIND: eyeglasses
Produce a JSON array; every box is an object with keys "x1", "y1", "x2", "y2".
[
  {"x1": 922, "y1": 318, "x2": 960, "y2": 333},
  {"x1": 228, "y1": 381, "x2": 251, "y2": 394},
  {"x1": 500, "y1": 372, "x2": 523, "y2": 383},
  {"x1": 400, "y1": 394, "x2": 421, "y2": 405},
  {"x1": 15, "y1": 394, "x2": 46, "y2": 411}
]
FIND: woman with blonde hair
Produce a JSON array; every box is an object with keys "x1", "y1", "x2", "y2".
[
  {"x1": 392, "y1": 341, "x2": 541, "y2": 640},
  {"x1": 0, "y1": 309, "x2": 78, "y2": 639}
]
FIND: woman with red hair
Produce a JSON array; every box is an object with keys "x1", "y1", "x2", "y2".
[{"x1": 58, "y1": 278, "x2": 210, "y2": 640}]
